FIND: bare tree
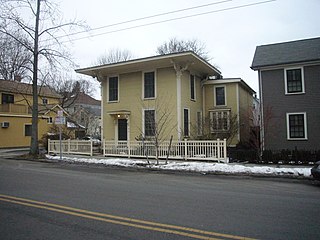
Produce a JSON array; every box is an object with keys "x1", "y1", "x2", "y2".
[
  {"x1": 0, "y1": 32, "x2": 32, "y2": 81},
  {"x1": 0, "y1": 0, "x2": 85, "y2": 156},
  {"x1": 95, "y1": 48, "x2": 134, "y2": 65},
  {"x1": 156, "y1": 37, "x2": 210, "y2": 61}
]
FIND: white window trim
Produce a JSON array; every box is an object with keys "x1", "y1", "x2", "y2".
[
  {"x1": 142, "y1": 108, "x2": 155, "y2": 137},
  {"x1": 209, "y1": 109, "x2": 231, "y2": 132},
  {"x1": 107, "y1": 75, "x2": 119, "y2": 103},
  {"x1": 47, "y1": 117, "x2": 53, "y2": 124},
  {"x1": 214, "y1": 85, "x2": 227, "y2": 107},
  {"x1": 142, "y1": 70, "x2": 157, "y2": 100},
  {"x1": 284, "y1": 67, "x2": 305, "y2": 95},
  {"x1": 183, "y1": 108, "x2": 190, "y2": 137},
  {"x1": 190, "y1": 74, "x2": 196, "y2": 101},
  {"x1": 286, "y1": 112, "x2": 308, "y2": 140}
]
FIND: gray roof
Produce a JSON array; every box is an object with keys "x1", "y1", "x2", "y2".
[{"x1": 251, "y1": 37, "x2": 320, "y2": 69}]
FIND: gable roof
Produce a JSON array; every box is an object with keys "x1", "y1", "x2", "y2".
[
  {"x1": 75, "y1": 92, "x2": 101, "y2": 106},
  {"x1": 0, "y1": 79, "x2": 61, "y2": 98},
  {"x1": 75, "y1": 51, "x2": 221, "y2": 78},
  {"x1": 251, "y1": 37, "x2": 320, "y2": 69}
]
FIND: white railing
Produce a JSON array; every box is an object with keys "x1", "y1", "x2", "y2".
[
  {"x1": 103, "y1": 139, "x2": 228, "y2": 163},
  {"x1": 48, "y1": 139, "x2": 94, "y2": 156}
]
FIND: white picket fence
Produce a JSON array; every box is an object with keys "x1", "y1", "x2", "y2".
[
  {"x1": 48, "y1": 139, "x2": 94, "y2": 156},
  {"x1": 103, "y1": 139, "x2": 228, "y2": 163},
  {"x1": 48, "y1": 139, "x2": 228, "y2": 163}
]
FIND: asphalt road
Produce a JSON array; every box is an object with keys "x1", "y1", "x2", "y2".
[{"x1": 0, "y1": 158, "x2": 319, "y2": 240}]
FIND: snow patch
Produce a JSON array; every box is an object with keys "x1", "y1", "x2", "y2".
[{"x1": 46, "y1": 155, "x2": 312, "y2": 177}]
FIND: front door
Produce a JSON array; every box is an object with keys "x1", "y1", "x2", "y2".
[{"x1": 118, "y1": 119, "x2": 127, "y2": 141}]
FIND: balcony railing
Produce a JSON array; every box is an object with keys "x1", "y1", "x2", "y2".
[{"x1": 0, "y1": 103, "x2": 31, "y2": 114}]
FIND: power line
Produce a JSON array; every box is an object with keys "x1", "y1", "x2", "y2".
[
  {"x1": 60, "y1": 0, "x2": 276, "y2": 44},
  {"x1": 55, "y1": 0, "x2": 233, "y2": 40}
]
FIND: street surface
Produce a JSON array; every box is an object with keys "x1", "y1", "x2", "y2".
[{"x1": 0, "y1": 158, "x2": 319, "y2": 240}]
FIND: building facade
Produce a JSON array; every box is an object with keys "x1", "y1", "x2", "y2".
[
  {"x1": 0, "y1": 80, "x2": 61, "y2": 148},
  {"x1": 77, "y1": 52, "x2": 256, "y2": 146},
  {"x1": 251, "y1": 37, "x2": 320, "y2": 151}
]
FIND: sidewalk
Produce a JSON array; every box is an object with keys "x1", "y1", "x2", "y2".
[{"x1": 0, "y1": 148, "x2": 30, "y2": 158}]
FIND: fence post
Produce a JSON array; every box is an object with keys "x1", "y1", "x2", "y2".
[
  {"x1": 90, "y1": 140, "x2": 93, "y2": 156},
  {"x1": 103, "y1": 140, "x2": 106, "y2": 156},
  {"x1": 48, "y1": 139, "x2": 51, "y2": 154},
  {"x1": 217, "y1": 138, "x2": 220, "y2": 161},
  {"x1": 68, "y1": 139, "x2": 71, "y2": 155},
  {"x1": 223, "y1": 138, "x2": 228, "y2": 163},
  {"x1": 128, "y1": 141, "x2": 131, "y2": 158},
  {"x1": 184, "y1": 139, "x2": 188, "y2": 161}
]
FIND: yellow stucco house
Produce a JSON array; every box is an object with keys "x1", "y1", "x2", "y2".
[
  {"x1": 0, "y1": 79, "x2": 62, "y2": 148},
  {"x1": 76, "y1": 52, "x2": 256, "y2": 147}
]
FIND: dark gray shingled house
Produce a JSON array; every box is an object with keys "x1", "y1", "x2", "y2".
[{"x1": 251, "y1": 37, "x2": 320, "y2": 151}]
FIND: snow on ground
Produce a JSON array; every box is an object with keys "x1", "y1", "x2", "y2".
[{"x1": 46, "y1": 155, "x2": 312, "y2": 178}]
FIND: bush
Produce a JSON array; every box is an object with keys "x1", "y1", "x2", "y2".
[{"x1": 262, "y1": 148, "x2": 320, "y2": 165}]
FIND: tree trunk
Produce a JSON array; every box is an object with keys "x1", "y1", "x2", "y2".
[{"x1": 30, "y1": 0, "x2": 41, "y2": 156}]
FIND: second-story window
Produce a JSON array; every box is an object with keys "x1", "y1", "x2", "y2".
[
  {"x1": 285, "y1": 68, "x2": 304, "y2": 94},
  {"x1": 42, "y1": 98, "x2": 48, "y2": 105},
  {"x1": 215, "y1": 86, "x2": 226, "y2": 106},
  {"x1": 144, "y1": 71, "x2": 155, "y2": 99},
  {"x1": 1, "y1": 93, "x2": 14, "y2": 104},
  {"x1": 109, "y1": 76, "x2": 118, "y2": 102},
  {"x1": 190, "y1": 74, "x2": 195, "y2": 100}
]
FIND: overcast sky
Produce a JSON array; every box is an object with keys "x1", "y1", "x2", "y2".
[{"x1": 59, "y1": 0, "x2": 320, "y2": 99}]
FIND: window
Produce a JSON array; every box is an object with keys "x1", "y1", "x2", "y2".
[
  {"x1": 25, "y1": 124, "x2": 32, "y2": 136},
  {"x1": 144, "y1": 109, "x2": 155, "y2": 137},
  {"x1": 144, "y1": 71, "x2": 155, "y2": 99},
  {"x1": 215, "y1": 86, "x2": 226, "y2": 106},
  {"x1": 42, "y1": 98, "x2": 48, "y2": 105},
  {"x1": 1, "y1": 93, "x2": 14, "y2": 104},
  {"x1": 286, "y1": 113, "x2": 307, "y2": 140},
  {"x1": 210, "y1": 110, "x2": 230, "y2": 132},
  {"x1": 47, "y1": 117, "x2": 53, "y2": 124},
  {"x1": 108, "y1": 76, "x2": 118, "y2": 102},
  {"x1": 285, "y1": 68, "x2": 304, "y2": 94},
  {"x1": 196, "y1": 111, "x2": 202, "y2": 136},
  {"x1": 183, "y1": 108, "x2": 189, "y2": 137},
  {"x1": 190, "y1": 74, "x2": 195, "y2": 100}
]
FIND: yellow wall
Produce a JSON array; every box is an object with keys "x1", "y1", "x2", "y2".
[
  {"x1": 102, "y1": 67, "x2": 178, "y2": 141},
  {"x1": 0, "y1": 91, "x2": 62, "y2": 148},
  {"x1": 0, "y1": 115, "x2": 49, "y2": 148},
  {"x1": 180, "y1": 71, "x2": 203, "y2": 138},
  {"x1": 203, "y1": 82, "x2": 239, "y2": 146}
]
